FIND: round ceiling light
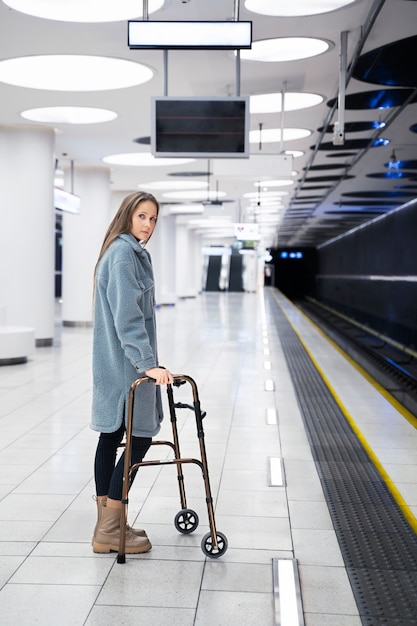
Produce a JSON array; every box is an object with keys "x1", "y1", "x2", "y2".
[
  {"x1": 250, "y1": 128, "x2": 311, "y2": 143},
  {"x1": 162, "y1": 190, "x2": 227, "y2": 200},
  {"x1": 21, "y1": 106, "x2": 117, "y2": 124},
  {"x1": 240, "y1": 37, "x2": 330, "y2": 63},
  {"x1": 2, "y1": 0, "x2": 165, "y2": 22},
  {"x1": 285, "y1": 150, "x2": 304, "y2": 159},
  {"x1": 103, "y1": 153, "x2": 194, "y2": 166},
  {"x1": 254, "y1": 179, "x2": 294, "y2": 187},
  {"x1": 244, "y1": 191, "x2": 289, "y2": 199},
  {"x1": 0, "y1": 55, "x2": 153, "y2": 91},
  {"x1": 140, "y1": 180, "x2": 208, "y2": 190},
  {"x1": 250, "y1": 92, "x2": 323, "y2": 113},
  {"x1": 244, "y1": 0, "x2": 356, "y2": 17}
]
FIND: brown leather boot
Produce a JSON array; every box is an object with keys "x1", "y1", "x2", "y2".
[
  {"x1": 92, "y1": 496, "x2": 147, "y2": 545},
  {"x1": 92, "y1": 505, "x2": 152, "y2": 554},
  {"x1": 92, "y1": 496, "x2": 106, "y2": 545}
]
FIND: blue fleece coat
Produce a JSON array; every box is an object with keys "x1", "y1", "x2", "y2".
[{"x1": 90, "y1": 233, "x2": 163, "y2": 437}]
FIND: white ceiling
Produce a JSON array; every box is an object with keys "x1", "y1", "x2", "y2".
[{"x1": 1, "y1": 0, "x2": 416, "y2": 248}]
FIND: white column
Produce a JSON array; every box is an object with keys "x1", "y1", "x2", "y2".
[
  {"x1": 61, "y1": 167, "x2": 111, "y2": 325},
  {"x1": 192, "y1": 230, "x2": 204, "y2": 294},
  {"x1": 148, "y1": 207, "x2": 176, "y2": 306},
  {"x1": 175, "y1": 218, "x2": 200, "y2": 298},
  {"x1": 175, "y1": 220, "x2": 188, "y2": 298},
  {"x1": 0, "y1": 125, "x2": 55, "y2": 344}
]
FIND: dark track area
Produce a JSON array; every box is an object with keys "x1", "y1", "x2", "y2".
[{"x1": 295, "y1": 298, "x2": 417, "y2": 420}]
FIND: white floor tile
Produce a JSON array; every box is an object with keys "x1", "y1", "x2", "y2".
[
  {"x1": 0, "y1": 584, "x2": 99, "y2": 625},
  {"x1": 195, "y1": 590, "x2": 274, "y2": 625}
]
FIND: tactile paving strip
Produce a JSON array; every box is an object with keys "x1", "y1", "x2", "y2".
[{"x1": 270, "y1": 294, "x2": 417, "y2": 624}]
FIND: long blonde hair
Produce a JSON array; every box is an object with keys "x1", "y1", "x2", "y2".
[{"x1": 93, "y1": 191, "x2": 159, "y2": 291}]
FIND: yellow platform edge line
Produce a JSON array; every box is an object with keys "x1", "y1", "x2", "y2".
[{"x1": 271, "y1": 290, "x2": 417, "y2": 533}]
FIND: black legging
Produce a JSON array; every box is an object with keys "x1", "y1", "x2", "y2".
[{"x1": 94, "y1": 422, "x2": 152, "y2": 500}]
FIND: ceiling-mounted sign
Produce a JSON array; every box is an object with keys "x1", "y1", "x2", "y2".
[
  {"x1": 128, "y1": 21, "x2": 252, "y2": 49},
  {"x1": 234, "y1": 223, "x2": 260, "y2": 240},
  {"x1": 54, "y1": 188, "x2": 80, "y2": 214}
]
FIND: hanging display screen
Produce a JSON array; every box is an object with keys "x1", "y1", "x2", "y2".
[
  {"x1": 128, "y1": 21, "x2": 252, "y2": 49},
  {"x1": 151, "y1": 97, "x2": 250, "y2": 158}
]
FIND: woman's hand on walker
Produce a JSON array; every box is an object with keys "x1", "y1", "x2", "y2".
[{"x1": 145, "y1": 367, "x2": 174, "y2": 385}]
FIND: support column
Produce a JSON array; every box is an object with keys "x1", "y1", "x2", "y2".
[
  {"x1": 148, "y1": 206, "x2": 176, "y2": 305},
  {"x1": 61, "y1": 167, "x2": 111, "y2": 325},
  {"x1": 0, "y1": 125, "x2": 55, "y2": 345},
  {"x1": 175, "y1": 218, "x2": 200, "y2": 298}
]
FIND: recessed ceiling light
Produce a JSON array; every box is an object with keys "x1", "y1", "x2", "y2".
[
  {"x1": 244, "y1": 191, "x2": 289, "y2": 199},
  {"x1": 0, "y1": 55, "x2": 153, "y2": 91},
  {"x1": 167, "y1": 204, "x2": 205, "y2": 215},
  {"x1": 248, "y1": 199, "x2": 288, "y2": 206},
  {"x1": 21, "y1": 106, "x2": 117, "y2": 124},
  {"x1": 254, "y1": 206, "x2": 284, "y2": 213},
  {"x1": 244, "y1": 0, "x2": 356, "y2": 17},
  {"x1": 3, "y1": 0, "x2": 165, "y2": 22},
  {"x1": 250, "y1": 92, "x2": 323, "y2": 113},
  {"x1": 140, "y1": 180, "x2": 208, "y2": 190},
  {"x1": 162, "y1": 190, "x2": 227, "y2": 200},
  {"x1": 256, "y1": 215, "x2": 281, "y2": 223},
  {"x1": 250, "y1": 128, "x2": 311, "y2": 143},
  {"x1": 286, "y1": 150, "x2": 304, "y2": 159},
  {"x1": 240, "y1": 37, "x2": 330, "y2": 63},
  {"x1": 254, "y1": 180, "x2": 294, "y2": 187},
  {"x1": 103, "y1": 153, "x2": 194, "y2": 166}
]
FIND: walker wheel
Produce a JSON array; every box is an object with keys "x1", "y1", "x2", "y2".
[
  {"x1": 201, "y1": 531, "x2": 228, "y2": 558},
  {"x1": 174, "y1": 509, "x2": 199, "y2": 534}
]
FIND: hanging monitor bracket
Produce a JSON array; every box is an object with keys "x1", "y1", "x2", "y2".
[{"x1": 334, "y1": 31, "x2": 348, "y2": 145}]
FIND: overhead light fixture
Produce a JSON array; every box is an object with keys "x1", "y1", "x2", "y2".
[
  {"x1": 249, "y1": 128, "x2": 311, "y2": 143},
  {"x1": 102, "y1": 153, "x2": 194, "y2": 167},
  {"x1": 167, "y1": 204, "x2": 205, "y2": 215},
  {"x1": 254, "y1": 207, "x2": 284, "y2": 214},
  {"x1": 254, "y1": 180, "x2": 294, "y2": 187},
  {"x1": 250, "y1": 197, "x2": 286, "y2": 204},
  {"x1": 128, "y1": 20, "x2": 252, "y2": 49},
  {"x1": 0, "y1": 55, "x2": 153, "y2": 91},
  {"x1": 21, "y1": 106, "x2": 117, "y2": 124},
  {"x1": 256, "y1": 215, "x2": 282, "y2": 224},
  {"x1": 244, "y1": 191, "x2": 289, "y2": 199},
  {"x1": 244, "y1": 0, "x2": 356, "y2": 17},
  {"x1": 2, "y1": 0, "x2": 165, "y2": 22},
  {"x1": 162, "y1": 190, "x2": 227, "y2": 201},
  {"x1": 140, "y1": 180, "x2": 208, "y2": 190},
  {"x1": 250, "y1": 92, "x2": 323, "y2": 113},
  {"x1": 387, "y1": 149, "x2": 400, "y2": 169},
  {"x1": 285, "y1": 150, "x2": 304, "y2": 159},
  {"x1": 240, "y1": 37, "x2": 330, "y2": 63}
]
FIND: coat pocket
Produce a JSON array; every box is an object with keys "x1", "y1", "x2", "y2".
[{"x1": 138, "y1": 277, "x2": 155, "y2": 319}]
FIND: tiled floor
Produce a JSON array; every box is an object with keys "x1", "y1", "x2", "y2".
[{"x1": 2, "y1": 289, "x2": 415, "y2": 625}]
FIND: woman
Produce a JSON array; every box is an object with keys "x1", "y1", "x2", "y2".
[{"x1": 90, "y1": 191, "x2": 173, "y2": 554}]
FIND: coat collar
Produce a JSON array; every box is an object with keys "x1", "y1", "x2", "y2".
[{"x1": 118, "y1": 232, "x2": 147, "y2": 255}]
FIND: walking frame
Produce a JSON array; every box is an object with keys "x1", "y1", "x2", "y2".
[{"x1": 117, "y1": 374, "x2": 228, "y2": 563}]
